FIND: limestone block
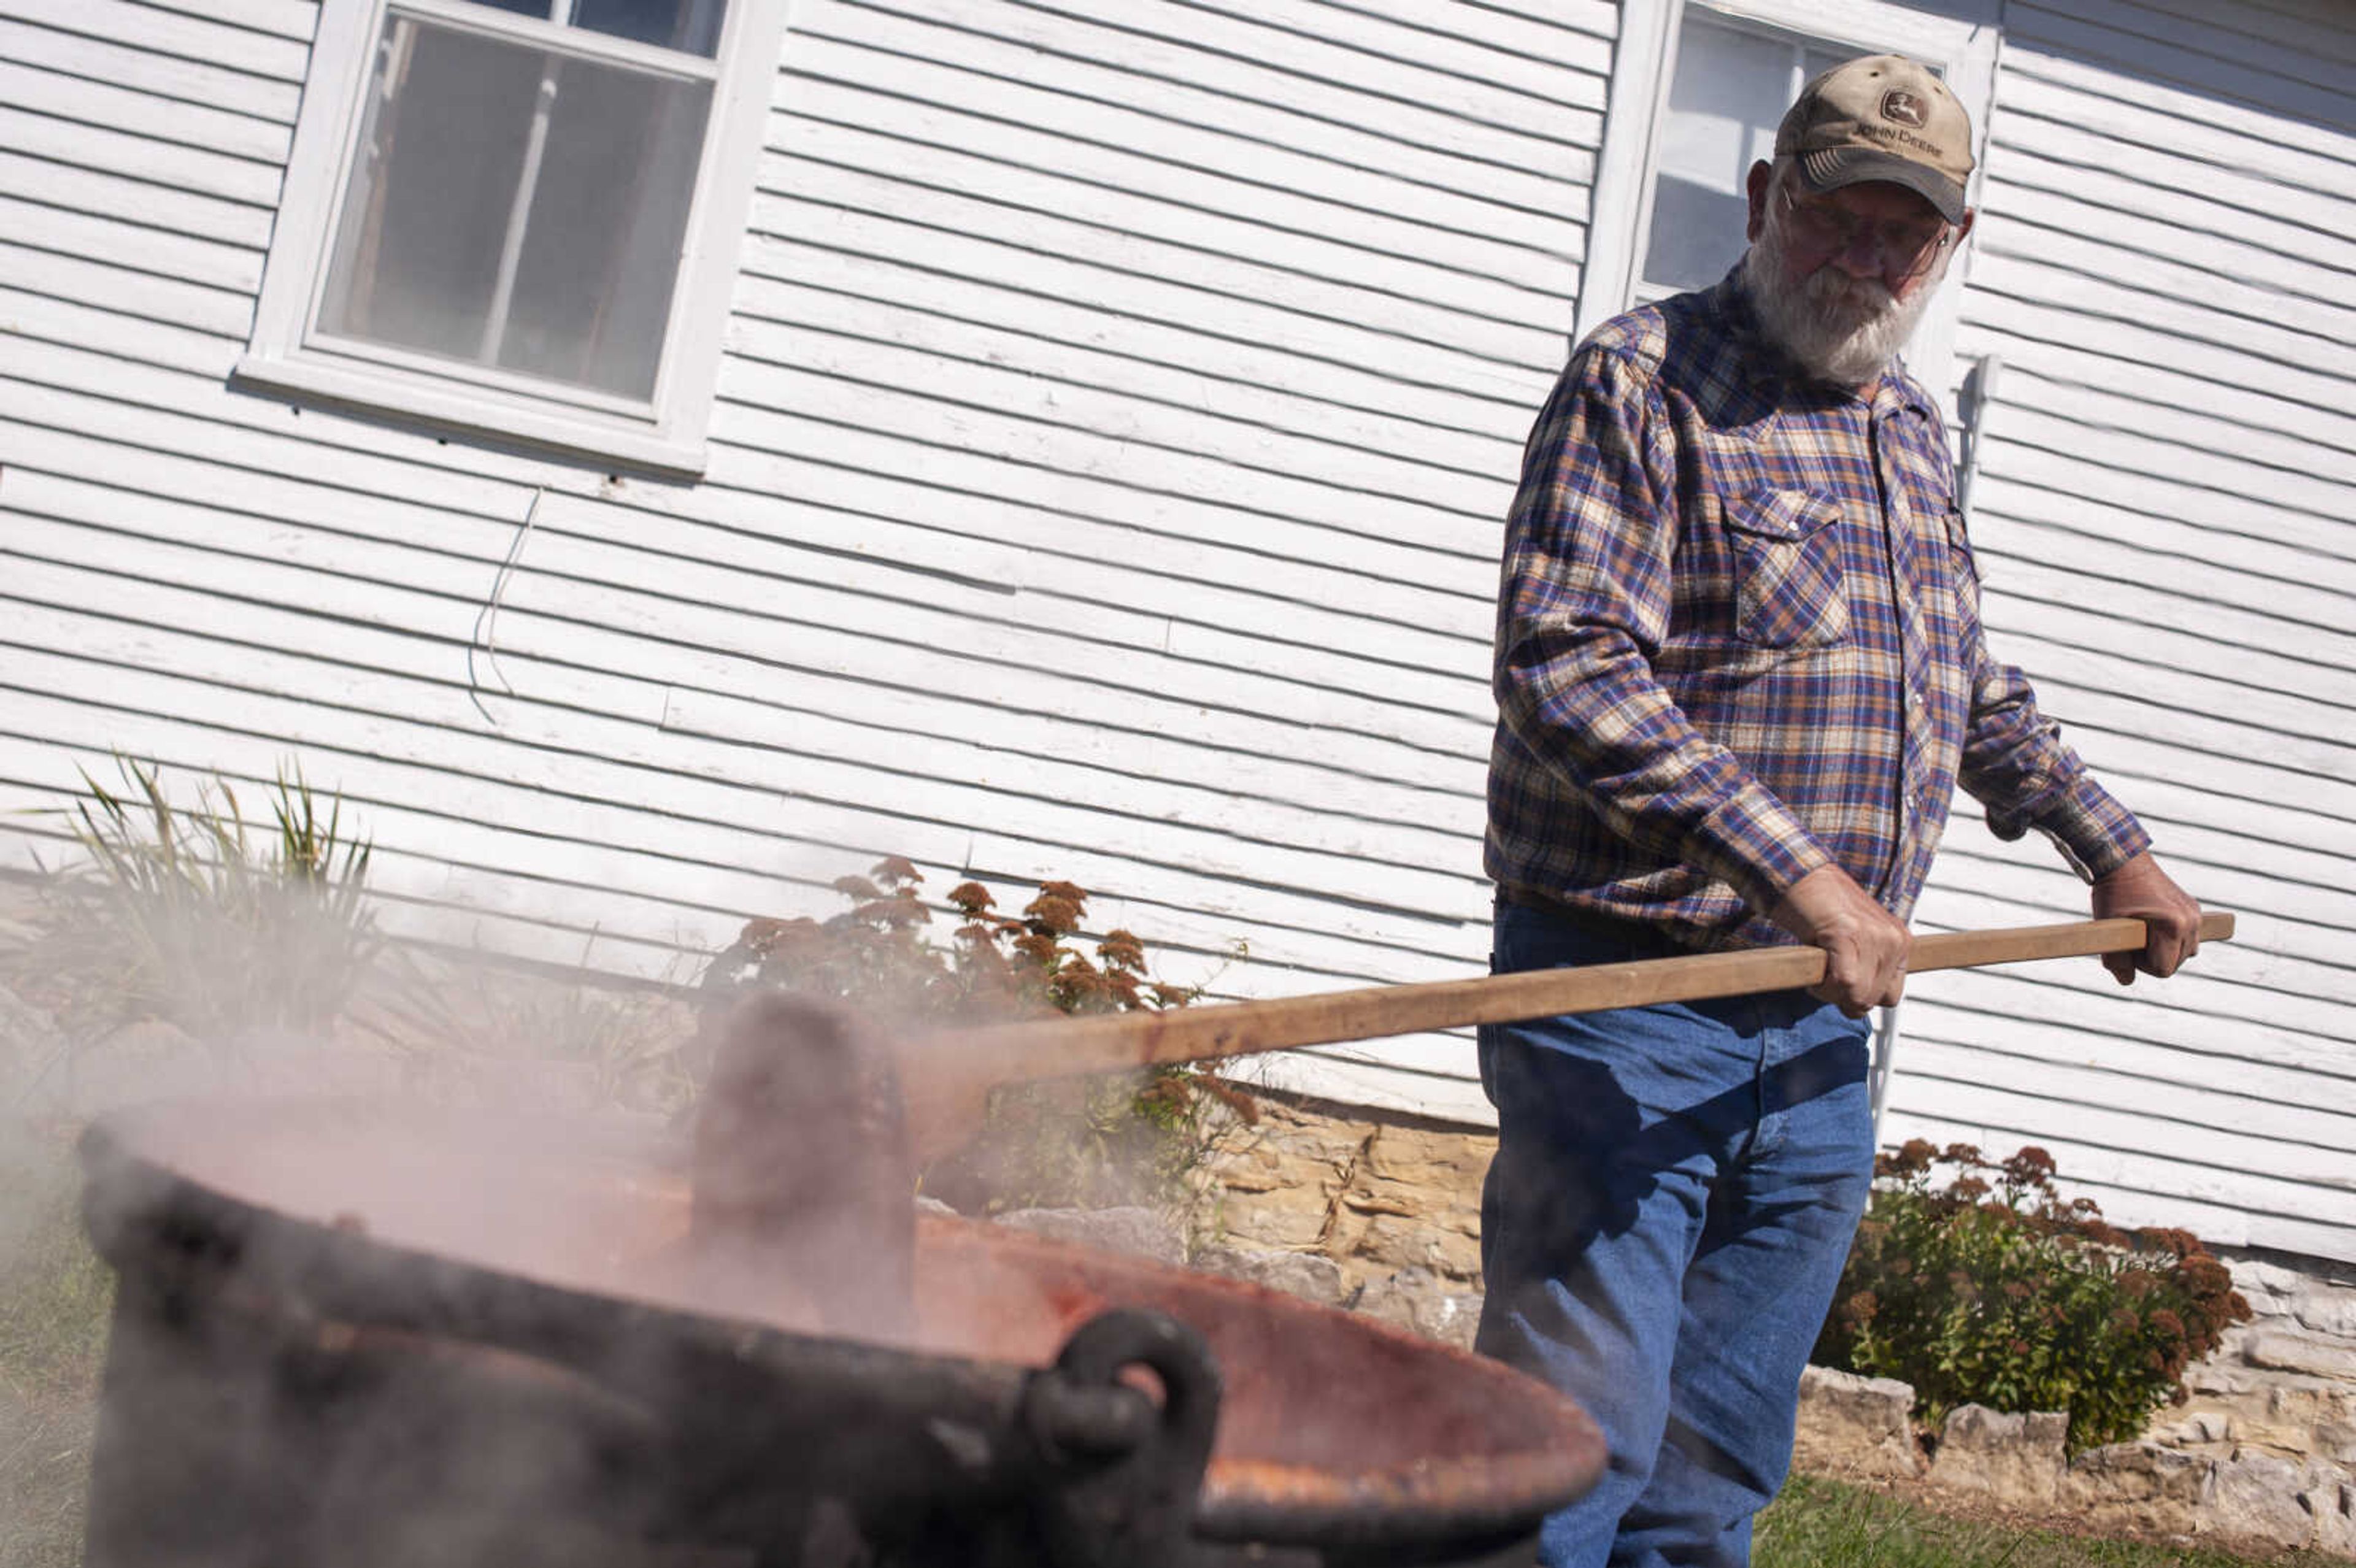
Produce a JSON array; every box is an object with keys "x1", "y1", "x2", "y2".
[
  {"x1": 2212, "y1": 1450, "x2": 2318, "y2": 1550},
  {"x1": 2234, "y1": 1259, "x2": 2311, "y2": 1298},
  {"x1": 2309, "y1": 1478, "x2": 2356, "y2": 1556},
  {"x1": 2318, "y1": 1420, "x2": 2356, "y2": 1466},
  {"x1": 2295, "y1": 1288, "x2": 2356, "y2": 1342},
  {"x1": 993, "y1": 1205, "x2": 1186, "y2": 1267},
  {"x1": 2149, "y1": 1408, "x2": 2236, "y2": 1451},
  {"x1": 1354, "y1": 1267, "x2": 1482, "y2": 1353},
  {"x1": 1212, "y1": 1198, "x2": 1332, "y2": 1253},
  {"x1": 1344, "y1": 1210, "x2": 1484, "y2": 1282},
  {"x1": 2231, "y1": 1274, "x2": 2295, "y2": 1324},
  {"x1": 1213, "y1": 1145, "x2": 1287, "y2": 1193},
  {"x1": 1793, "y1": 1366, "x2": 1923, "y2": 1480},
  {"x1": 1929, "y1": 1404, "x2": 2068, "y2": 1505},
  {"x1": 2184, "y1": 1351, "x2": 2267, "y2": 1399},
  {"x1": 1190, "y1": 1245, "x2": 1350, "y2": 1309},
  {"x1": 1360, "y1": 1123, "x2": 1494, "y2": 1193},
  {"x1": 2247, "y1": 1330, "x2": 2356, "y2": 1382},
  {"x1": 2173, "y1": 1367, "x2": 2356, "y2": 1461},
  {"x1": 2065, "y1": 1442, "x2": 2215, "y2": 1537},
  {"x1": 1249, "y1": 1102, "x2": 1375, "y2": 1166},
  {"x1": 2244, "y1": 1383, "x2": 2356, "y2": 1461}
]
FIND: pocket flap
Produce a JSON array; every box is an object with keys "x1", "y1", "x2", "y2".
[{"x1": 1726, "y1": 488, "x2": 1841, "y2": 542}]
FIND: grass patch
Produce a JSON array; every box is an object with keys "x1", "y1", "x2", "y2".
[
  {"x1": 0, "y1": 1126, "x2": 110, "y2": 1568},
  {"x1": 1758, "y1": 1474, "x2": 2341, "y2": 1568}
]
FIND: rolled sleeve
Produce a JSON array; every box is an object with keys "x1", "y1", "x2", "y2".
[{"x1": 1961, "y1": 648, "x2": 2152, "y2": 883}]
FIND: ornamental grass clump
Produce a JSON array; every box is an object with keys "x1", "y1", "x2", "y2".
[
  {"x1": 698, "y1": 856, "x2": 1253, "y2": 1213},
  {"x1": 17, "y1": 756, "x2": 380, "y2": 1053},
  {"x1": 1814, "y1": 1140, "x2": 2249, "y2": 1452}
]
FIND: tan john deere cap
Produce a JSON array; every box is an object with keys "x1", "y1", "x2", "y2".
[{"x1": 1775, "y1": 54, "x2": 1973, "y2": 223}]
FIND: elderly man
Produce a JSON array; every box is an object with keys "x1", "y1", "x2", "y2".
[{"x1": 1479, "y1": 55, "x2": 2203, "y2": 1567}]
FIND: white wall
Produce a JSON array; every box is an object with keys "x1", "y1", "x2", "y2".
[
  {"x1": 2, "y1": 0, "x2": 2349, "y2": 1262},
  {"x1": 1885, "y1": 0, "x2": 2356, "y2": 1260},
  {"x1": 0, "y1": 0, "x2": 1606, "y2": 1119}
]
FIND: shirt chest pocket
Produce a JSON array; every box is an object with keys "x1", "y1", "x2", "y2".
[{"x1": 1723, "y1": 488, "x2": 1851, "y2": 650}]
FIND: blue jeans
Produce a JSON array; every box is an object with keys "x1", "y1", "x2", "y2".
[{"x1": 1474, "y1": 900, "x2": 1874, "y2": 1568}]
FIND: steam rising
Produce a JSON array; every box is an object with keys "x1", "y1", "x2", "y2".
[{"x1": 4, "y1": 864, "x2": 1590, "y2": 1564}]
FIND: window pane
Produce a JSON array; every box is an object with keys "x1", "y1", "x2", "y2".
[
  {"x1": 572, "y1": 0, "x2": 728, "y2": 57},
  {"x1": 1641, "y1": 16, "x2": 1844, "y2": 294},
  {"x1": 452, "y1": 0, "x2": 728, "y2": 56},
  {"x1": 317, "y1": 12, "x2": 712, "y2": 402}
]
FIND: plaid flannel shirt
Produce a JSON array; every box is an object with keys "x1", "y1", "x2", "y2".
[{"x1": 1487, "y1": 270, "x2": 2150, "y2": 951}]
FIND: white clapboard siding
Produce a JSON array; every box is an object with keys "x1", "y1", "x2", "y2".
[
  {"x1": 1893, "y1": 0, "x2": 2356, "y2": 1258},
  {"x1": 0, "y1": 18, "x2": 303, "y2": 122},
  {"x1": 6, "y1": 0, "x2": 2352, "y2": 1246},
  {"x1": 1992, "y1": 52, "x2": 2356, "y2": 203},
  {"x1": 0, "y1": 0, "x2": 1601, "y2": 1118},
  {"x1": 1011, "y1": 0, "x2": 1607, "y2": 131},
  {"x1": 1986, "y1": 112, "x2": 2356, "y2": 278},
  {"x1": 2004, "y1": 0, "x2": 2352, "y2": 131},
  {"x1": 0, "y1": 142, "x2": 275, "y2": 250},
  {"x1": 779, "y1": 42, "x2": 1581, "y2": 282},
  {"x1": 1962, "y1": 251, "x2": 2352, "y2": 409},
  {"x1": 806, "y1": 2, "x2": 1585, "y2": 221},
  {"x1": 0, "y1": 424, "x2": 1492, "y2": 787},
  {"x1": 0, "y1": 103, "x2": 283, "y2": 210},
  {"x1": 1969, "y1": 474, "x2": 2356, "y2": 601},
  {"x1": 1, "y1": 421, "x2": 1497, "y2": 811},
  {"x1": 1888, "y1": 1113, "x2": 2356, "y2": 1262},
  {"x1": 745, "y1": 180, "x2": 1557, "y2": 391},
  {"x1": 0, "y1": 60, "x2": 292, "y2": 164},
  {"x1": 731, "y1": 245, "x2": 1528, "y2": 443},
  {"x1": 0, "y1": 637, "x2": 1480, "y2": 991},
  {"x1": 830, "y1": 0, "x2": 1605, "y2": 174},
  {"x1": 718, "y1": 332, "x2": 1511, "y2": 558},
  {"x1": 1991, "y1": 36, "x2": 2356, "y2": 182},
  {"x1": 0, "y1": 235, "x2": 259, "y2": 332},
  {"x1": 730, "y1": 282, "x2": 1522, "y2": 486},
  {"x1": 0, "y1": 0, "x2": 312, "y2": 82}
]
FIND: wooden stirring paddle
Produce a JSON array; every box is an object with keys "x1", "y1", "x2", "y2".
[{"x1": 896, "y1": 912, "x2": 2236, "y2": 1164}]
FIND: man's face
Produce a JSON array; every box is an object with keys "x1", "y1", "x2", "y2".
[{"x1": 1739, "y1": 164, "x2": 1972, "y2": 386}]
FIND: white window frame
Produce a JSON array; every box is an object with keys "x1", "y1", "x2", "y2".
[
  {"x1": 1577, "y1": 0, "x2": 1999, "y2": 404},
  {"x1": 237, "y1": 0, "x2": 787, "y2": 477}
]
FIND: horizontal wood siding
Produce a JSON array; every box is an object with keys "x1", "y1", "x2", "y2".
[
  {"x1": 7, "y1": 0, "x2": 2350, "y2": 1258},
  {"x1": 1890, "y1": 0, "x2": 2356, "y2": 1258},
  {"x1": 0, "y1": 0, "x2": 1601, "y2": 1123}
]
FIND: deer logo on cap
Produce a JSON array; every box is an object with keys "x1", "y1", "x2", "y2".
[{"x1": 1881, "y1": 88, "x2": 1928, "y2": 128}]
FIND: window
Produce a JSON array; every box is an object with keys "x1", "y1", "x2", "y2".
[
  {"x1": 1577, "y1": 0, "x2": 1998, "y2": 399},
  {"x1": 1641, "y1": 21, "x2": 1851, "y2": 301},
  {"x1": 239, "y1": 0, "x2": 786, "y2": 474}
]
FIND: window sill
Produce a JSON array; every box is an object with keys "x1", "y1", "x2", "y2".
[{"x1": 232, "y1": 351, "x2": 710, "y2": 479}]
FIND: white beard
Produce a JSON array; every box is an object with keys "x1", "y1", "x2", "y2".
[{"x1": 1740, "y1": 216, "x2": 1942, "y2": 387}]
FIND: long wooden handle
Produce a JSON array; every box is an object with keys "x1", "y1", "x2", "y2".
[{"x1": 914, "y1": 912, "x2": 2235, "y2": 1097}]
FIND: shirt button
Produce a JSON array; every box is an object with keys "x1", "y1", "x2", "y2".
[{"x1": 1908, "y1": 687, "x2": 1925, "y2": 710}]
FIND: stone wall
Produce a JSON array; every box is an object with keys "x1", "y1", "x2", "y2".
[
  {"x1": 2162, "y1": 1250, "x2": 2356, "y2": 1467},
  {"x1": 1190, "y1": 1086, "x2": 2356, "y2": 1557},
  {"x1": 1190, "y1": 1090, "x2": 1491, "y2": 1348}
]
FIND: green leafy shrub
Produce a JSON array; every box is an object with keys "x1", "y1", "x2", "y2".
[
  {"x1": 18, "y1": 756, "x2": 380, "y2": 1049},
  {"x1": 697, "y1": 856, "x2": 1253, "y2": 1213},
  {"x1": 1815, "y1": 1140, "x2": 2250, "y2": 1452}
]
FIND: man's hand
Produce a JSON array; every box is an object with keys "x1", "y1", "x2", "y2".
[
  {"x1": 2090, "y1": 851, "x2": 2203, "y2": 985},
  {"x1": 1769, "y1": 865, "x2": 1911, "y2": 1017}
]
